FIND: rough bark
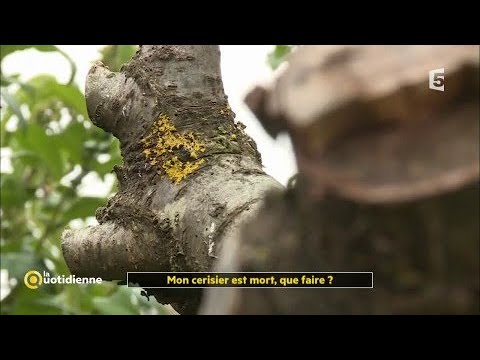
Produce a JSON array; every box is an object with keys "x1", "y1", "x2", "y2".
[
  {"x1": 200, "y1": 45, "x2": 479, "y2": 314},
  {"x1": 61, "y1": 46, "x2": 282, "y2": 314}
]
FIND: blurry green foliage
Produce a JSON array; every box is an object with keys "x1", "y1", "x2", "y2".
[
  {"x1": 0, "y1": 45, "x2": 167, "y2": 314},
  {"x1": 100, "y1": 45, "x2": 138, "y2": 72},
  {"x1": 267, "y1": 45, "x2": 295, "y2": 70},
  {"x1": 1, "y1": 45, "x2": 58, "y2": 62}
]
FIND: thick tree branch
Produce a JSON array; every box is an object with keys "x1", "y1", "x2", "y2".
[{"x1": 62, "y1": 45, "x2": 282, "y2": 313}]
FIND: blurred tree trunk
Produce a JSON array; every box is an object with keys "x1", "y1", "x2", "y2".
[
  {"x1": 201, "y1": 45, "x2": 479, "y2": 314},
  {"x1": 201, "y1": 180, "x2": 479, "y2": 314}
]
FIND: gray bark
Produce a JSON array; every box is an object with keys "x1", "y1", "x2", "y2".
[{"x1": 61, "y1": 45, "x2": 282, "y2": 314}]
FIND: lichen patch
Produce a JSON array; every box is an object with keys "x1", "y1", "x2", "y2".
[{"x1": 141, "y1": 114, "x2": 206, "y2": 183}]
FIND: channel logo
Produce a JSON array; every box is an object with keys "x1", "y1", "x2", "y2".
[
  {"x1": 429, "y1": 68, "x2": 445, "y2": 91},
  {"x1": 23, "y1": 270, "x2": 102, "y2": 289},
  {"x1": 24, "y1": 270, "x2": 43, "y2": 290}
]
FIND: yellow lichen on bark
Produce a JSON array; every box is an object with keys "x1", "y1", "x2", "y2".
[
  {"x1": 163, "y1": 157, "x2": 206, "y2": 184},
  {"x1": 141, "y1": 114, "x2": 206, "y2": 183}
]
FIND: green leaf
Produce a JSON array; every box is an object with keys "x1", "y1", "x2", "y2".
[
  {"x1": 4, "y1": 285, "x2": 64, "y2": 315},
  {"x1": 92, "y1": 287, "x2": 140, "y2": 315},
  {"x1": 92, "y1": 157, "x2": 121, "y2": 177},
  {"x1": 1, "y1": 45, "x2": 76, "y2": 85},
  {"x1": 63, "y1": 197, "x2": 105, "y2": 221},
  {"x1": 88, "y1": 282, "x2": 117, "y2": 297},
  {"x1": 0, "y1": 45, "x2": 58, "y2": 62},
  {"x1": 7, "y1": 75, "x2": 87, "y2": 121},
  {"x1": 100, "y1": 45, "x2": 138, "y2": 72},
  {"x1": 27, "y1": 75, "x2": 87, "y2": 118},
  {"x1": 43, "y1": 284, "x2": 95, "y2": 314},
  {"x1": 267, "y1": 45, "x2": 294, "y2": 70},
  {"x1": 11, "y1": 150, "x2": 46, "y2": 173},
  {"x1": 1, "y1": 90, "x2": 26, "y2": 130},
  {"x1": 0, "y1": 175, "x2": 29, "y2": 208},
  {"x1": 16, "y1": 123, "x2": 64, "y2": 179},
  {"x1": 58, "y1": 121, "x2": 87, "y2": 164},
  {"x1": 0, "y1": 252, "x2": 41, "y2": 280},
  {"x1": 0, "y1": 73, "x2": 22, "y2": 87}
]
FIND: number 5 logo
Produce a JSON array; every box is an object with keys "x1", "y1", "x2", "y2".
[{"x1": 429, "y1": 68, "x2": 445, "y2": 91}]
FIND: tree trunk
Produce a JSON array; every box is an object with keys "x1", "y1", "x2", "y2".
[{"x1": 61, "y1": 45, "x2": 282, "y2": 314}]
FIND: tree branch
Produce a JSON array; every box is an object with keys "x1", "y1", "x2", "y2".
[{"x1": 62, "y1": 45, "x2": 282, "y2": 313}]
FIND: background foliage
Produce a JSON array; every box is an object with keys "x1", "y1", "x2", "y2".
[{"x1": 0, "y1": 45, "x2": 169, "y2": 314}]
